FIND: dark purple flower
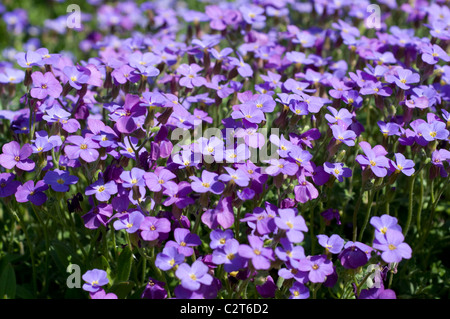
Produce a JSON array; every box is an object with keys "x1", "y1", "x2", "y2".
[
  {"x1": 43, "y1": 169, "x2": 78, "y2": 192},
  {"x1": 358, "y1": 286, "x2": 397, "y2": 299},
  {"x1": 141, "y1": 278, "x2": 167, "y2": 299},
  {"x1": 323, "y1": 162, "x2": 352, "y2": 182},
  {"x1": 0, "y1": 173, "x2": 21, "y2": 198},
  {"x1": 0, "y1": 141, "x2": 35, "y2": 171},
  {"x1": 82, "y1": 204, "x2": 113, "y2": 230}
]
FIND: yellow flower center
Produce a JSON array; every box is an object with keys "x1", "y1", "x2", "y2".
[
  {"x1": 14, "y1": 156, "x2": 20, "y2": 162},
  {"x1": 253, "y1": 249, "x2": 261, "y2": 255},
  {"x1": 98, "y1": 186, "x2": 105, "y2": 192},
  {"x1": 370, "y1": 160, "x2": 376, "y2": 166},
  {"x1": 312, "y1": 264, "x2": 319, "y2": 270},
  {"x1": 388, "y1": 244, "x2": 396, "y2": 250},
  {"x1": 201, "y1": 182, "x2": 210, "y2": 188},
  {"x1": 286, "y1": 221, "x2": 294, "y2": 229},
  {"x1": 80, "y1": 144, "x2": 88, "y2": 150},
  {"x1": 57, "y1": 179, "x2": 65, "y2": 184}
]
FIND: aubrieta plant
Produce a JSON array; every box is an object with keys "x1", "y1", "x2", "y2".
[{"x1": 0, "y1": 0, "x2": 449, "y2": 300}]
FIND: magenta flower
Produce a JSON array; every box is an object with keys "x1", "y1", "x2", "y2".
[
  {"x1": 294, "y1": 172, "x2": 319, "y2": 203},
  {"x1": 82, "y1": 204, "x2": 113, "y2": 230},
  {"x1": 30, "y1": 71, "x2": 62, "y2": 99},
  {"x1": 0, "y1": 141, "x2": 35, "y2": 171},
  {"x1": 238, "y1": 235, "x2": 275, "y2": 270},
  {"x1": 201, "y1": 196, "x2": 234, "y2": 230}
]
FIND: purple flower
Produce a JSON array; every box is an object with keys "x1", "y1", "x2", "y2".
[
  {"x1": 155, "y1": 246, "x2": 185, "y2": 271},
  {"x1": 297, "y1": 255, "x2": 334, "y2": 283},
  {"x1": 289, "y1": 282, "x2": 310, "y2": 299},
  {"x1": 325, "y1": 106, "x2": 353, "y2": 127},
  {"x1": 331, "y1": 124, "x2": 357, "y2": 146},
  {"x1": 0, "y1": 67, "x2": 25, "y2": 84},
  {"x1": 264, "y1": 158, "x2": 299, "y2": 176},
  {"x1": 177, "y1": 63, "x2": 206, "y2": 89},
  {"x1": 65, "y1": 135, "x2": 100, "y2": 163},
  {"x1": 201, "y1": 196, "x2": 235, "y2": 230},
  {"x1": 323, "y1": 162, "x2": 352, "y2": 182},
  {"x1": 139, "y1": 216, "x2": 171, "y2": 242},
  {"x1": 90, "y1": 288, "x2": 118, "y2": 299},
  {"x1": 274, "y1": 208, "x2": 308, "y2": 243},
  {"x1": 240, "y1": 4, "x2": 266, "y2": 25},
  {"x1": 229, "y1": 55, "x2": 253, "y2": 78},
  {"x1": 0, "y1": 141, "x2": 35, "y2": 171},
  {"x1": 43, "y1": 169, "x2": 78, "y2": 192},
  {"x1": 238, "y1": 235, "x2": 275, "y2": 270},
  {"x1": 421, "y1": 44, "x2": 450, "y2": 65},
  {"x1": 356, "y1": 141, "x2": 390, "y2": 178},
  {"x1": 82, "y1": 204, "x2": 113, "y2": 230},
  {"x1": 389, "y1": 153, "x2": 415, "y2": 176},
  {"x1": 0, "y1": 173, "x2": 21, "y2": 198},
  {"x1": 63, "y1": 65, "x2": 91, "y2": 90},
  {"x1": 82, "y1": 269, "x2": 109, "y2": 293},
  {"x1": 275, "y1": 237, "x2": 305, "y2": 267},
  {"x1": 189, "y1": 170, "x2": 224, "y2": 195},
  {"x1": 385, "y1": 68, "x2": 420, "y2": 90},
  {"x1": 211, "y1": 238, "x2": 246, "y2": 272},
  {"x1": 120, "y1": 167, "x2": 146, "y2": 189},
  {"x1": 113, "y1": 211, "x2": 145, "y2": 233},
  {"x1": 231, "y1": 103, "x2": 265, "y2": 124},
  {"x1": 42, "y1": 105, "x2": 80, "y2": 133},
  {"x1": 316, "y1": 234, "x2": 345, "y2": 254},
  {"x1": 15, "y1": 50, "x2": 42, "y2": 68},
  {"x1": 219, "y1": 167, "x2": 250, "y2": 187},
  {"x1": 15, "y1": 180, "x2": 48, "y2": 206},
  {"x1": 144, "y1": 168, "x2": 176, "y2": 193},
  {"x1": 373, "y1": 229, "x2": 412, "y2": 263},
  {"x1": 85, "y1": 179, "x2": 118, "y2": 202},
  {"x1": 166, "y1": 228, "x2": 202, "y2": 257},
  {"x1": 209, "y1": 229, "x2": 235, "y2": 250},
  {"x1": 358, "y1": 286, "x2": 396, "y2": 299},
  {"x1": 294, "y1": 172, "x2": 319, "y2": 203},
  {"x1": 30, "y1": 71, "x2": 62, "y2": 99},
  {"x1": 417, "y1": 121, "x2": 449, "y2": 142},
  {"x1": 175, "y1": 260, "x2": 214, "y2": 291}
]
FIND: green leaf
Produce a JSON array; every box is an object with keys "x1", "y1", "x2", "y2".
[
  {"x1": 0, "y1": 262, "x2": 16, "y2": 299},
  {"x1": 116, "y1": 246, "x2": 133, "y2": 282},
  {"x1": 109, "y1": 281, "x2": 135, "y2": 299}
]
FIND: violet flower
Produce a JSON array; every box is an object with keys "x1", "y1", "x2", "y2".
[{"x1": 0, "y1": 141, "x2": 35, "y2": 171}]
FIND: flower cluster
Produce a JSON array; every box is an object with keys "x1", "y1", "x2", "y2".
[{"x1": 0, "y1": 0, "x2": 449, "y2": 300}]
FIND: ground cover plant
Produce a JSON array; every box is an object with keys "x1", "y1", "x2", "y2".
[{"x1": 0, "y1": 0, "x2": 449, "y2": 300}]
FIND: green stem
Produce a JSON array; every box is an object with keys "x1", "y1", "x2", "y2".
[
  {"x1": 352, "y1": 190, "x2": 364, "y2": 242},
  {"x1": 358, "y1": 189, "x2": 375, "y2": 242},
  {"x1": 404, "y1": 174, "x2": 417, "y2": 238}
]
